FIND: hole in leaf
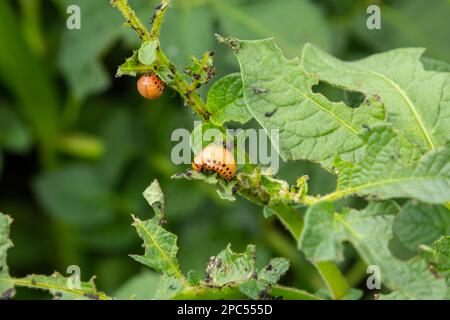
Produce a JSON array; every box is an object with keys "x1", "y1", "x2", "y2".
[{"x1": 312, "y1": 81, "x2": 365, "y2": 108}]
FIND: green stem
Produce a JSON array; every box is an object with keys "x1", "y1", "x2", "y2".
[
  {"x1": 111, "y1": 0, "x2": 150, "y2": 41},
  {"x1": 345, "y1": 258, "x2": 368, "y2": 288},
  {"x1": 273, "y1": 204, "x2": 350, "y2": 300},
  {"x1": 171, "y1": 283, "x2": 321, "y2": 300},
  {"x1": 315, "y1": 261, "x2": 350, "y2": 300},
  {"x1": 112, "y1": 0, "x2": 351, "y2": 300},
  {"x1": 113, "y1": 0, "x2": 210, "y2": 121}
]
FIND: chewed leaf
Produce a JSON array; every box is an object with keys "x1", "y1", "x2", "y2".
[
  {"x1": 143, "y1": 180, "x2": 165, "y2": 218},
  {"x1": 0, "y1": 213, "x2": 14, "y2": 298},
  {"x1": 206, "y1": 73, "x2": 251, "y2": 126},
  {"x1": 258, "y1": 257, "x2": 290, "y2": 284},
  {"x1": 302, "y1": 44, "x2": 450, "y2": 152},
  {"x1": 131, "y1": 181, "x2": 186, "y2": 283},
  {"x1": 299, "y1": 201, "x2": 448, "y2": 299},
  {"x1": 20, "y1": 273, "x2": 109, "y2": 300},
  {"x1": 205, "y1": 244, "x2": 256, "y2": 286},
  {"x1": 331, "y1": 126, "x2": 450, "y2": 204},
  {"x1": 116, "y1": 51, "x2": 152, "y2": 77},
  {"x1": 233, "y1": 38, "x2": 385, "y2": 170},
  {"x1": 434, "y1": 236, "x2": 450, "y2": 279},
  {"x1": 131, "y1": 215, "x2": 182, "y2": 278}
]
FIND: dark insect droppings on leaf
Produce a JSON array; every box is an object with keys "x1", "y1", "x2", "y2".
[
  {"x1": 83, "y1": 293, "x2": 99, "y2": 300},
  {"x1": 1, "y1": 288, "x2": 15, "y2": 300},
  {"x1": 265, "y1": 108, "x2": 278, "y2": 117}
]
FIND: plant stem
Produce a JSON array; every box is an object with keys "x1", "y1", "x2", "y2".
[
  {"x1": 171, "y1": 283, "x2": 321, "y2": 300},
  {"x1": 273, "y1": 204, "x2": 350, "y2": 300},
  {"x1": 111, "y1": 0, "x2": 150, "y2": 41},
  {"x1": 113, "y1": 0, "x2": 351, "y2": 300},
  {"x1": 113, "y1": 0, "x2": 210, "y2": 121},
  {"x1": 315, "y1": 261, "x2": 350, "y2": 300}
]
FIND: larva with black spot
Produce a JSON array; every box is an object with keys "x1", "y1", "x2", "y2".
[
  {"x1": 137, "y1": 74, "x2": 165, "y2": 99},
  {"x1": 192, "y1": 145, "x2": 236, "y2": 180}
]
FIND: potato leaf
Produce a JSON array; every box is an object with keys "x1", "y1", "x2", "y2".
[
  {"x1": 330, "y1": 126, "x2": 450, "y2": 204},
  {"x1": 301, "y1": 44, "x2": 450, "y2": 152},
  {"x1": 0, "y1": 213, "x2": 14, "y2": 298},
  {"x1": 394, "y1": 202, "x2": 450, "y2": 252},
  {"x1": 233, "y1": 38, "x2": 385, "y2": 170},
  {"x1": 299, "y1": 202, "x2": 448, "y2": 299},
  {"x1": 206, "y1": 73, "x2": 251, "y2": 126},
  {"x1": 131, "y1": 181, "x2": 187, "y2": 286}
]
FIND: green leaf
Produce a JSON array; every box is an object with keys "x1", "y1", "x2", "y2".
[
  {"x1": 394, "y1": 202, "x2": 450, "y2": 252},
  {"x1": 206, "y1": 73, "x2": 251, "y2": 126},
  {"x1": 0, "y1": 213, "x2": 110, "y2": 300},
  {"x1": 33, "y1": 164, "x2": 114, "y2": 227},
  {"x1": 258, "y1": 257, "x2": 290, "y2": 284},
  {"x1": 299, "y1": 201, "x2": 448, "y2": 299},
  {"x1": 114, "y1": 271, "x2": 161, "y2": 300},
  {"x1": 116, "y1": 51, "x2": 142, "y2": 77},
  {"x1": 233, "y1": 38, "x2": 385, "y2": 169},
  {"x1": 238, "y1": 278, "x2": 268, "y2": 300},
  {"x1": 154, "y1": 273, "x2": 185, "y2": 299},
  {"x1": 142, "y1": 180, "x2": 165, "y2": 219},
  {"x1": 215, "y1": 0, "x2": 332, "y2": 57},
  {"x1": 328, "y1": 126, "x2": 450, "y2": 204},
  {"x1": 186, "y1": 270, "x2": 201, "y2": 286},
  {"x1": 301, "y1": 44, "x2": 450, "y2": 152},
  {"x1": 131, "y1": 215, "x2": 183, "y2": 279},
  {"x1": 378, "y1": 291, "x2": 411, "y2": 300},
  {"x1": 434, "y1": 236, "x2": 450, "y2": 279},
  {"x1": 184, "y1": 52, "x2": 215, "y2": 86},
  {"x1": 421, "y1": 57, "x2": 450, "y2": 73},
  {"x1": 138, "y1": 41, "x2": 157, "y2": 66},
  {"x1": 262, "y1": 207, "x2": 276, "y2": 218},
  {"x1": 18, "y1": 273, "x2": 109, "y2": 300},
  {"x1": 131, "y1": 181, "x2": 185, "y2": 283},
  {"x1": 0, "y1": 213, "x2": 14, "y2": 298},
  {"x1": 205, "y1": 244, "x2": 256, "y2": 287}
]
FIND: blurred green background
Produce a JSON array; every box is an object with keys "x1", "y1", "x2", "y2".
[{"x1": 0, "y1": 0, "x2": 449, "y2": 299}]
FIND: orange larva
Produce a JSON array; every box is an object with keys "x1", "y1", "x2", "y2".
[
  {"x1": 192, "y1": 145, "x2": 236, "y2": 181},
  {"x1": 137, "y1": 74, "x2": 165, "y2": 99}
]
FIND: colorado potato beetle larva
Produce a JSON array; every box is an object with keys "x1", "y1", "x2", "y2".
[
  {"x1": 137, "y1": 74, "x2": 165, "y2": 99},
  {"x1": 192, "y1": 144, "x2": 236, "y2": 181}
]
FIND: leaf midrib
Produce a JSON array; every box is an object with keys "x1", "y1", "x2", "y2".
[
  {"x1": 134, "y1": 219, "x2": 187, "y2": 284},
  {"x1": 323, "y1": 174, "x2": 447, "y2": 202}
]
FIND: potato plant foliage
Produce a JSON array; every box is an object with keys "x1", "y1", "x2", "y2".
[{"x1": 0, "y1": 0, "x2": 449, "y2": 300}]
